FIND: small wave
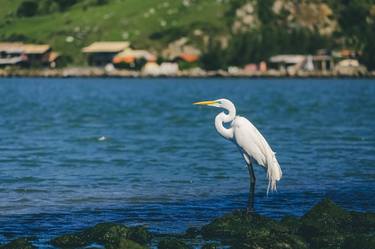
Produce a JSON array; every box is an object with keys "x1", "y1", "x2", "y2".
[{"x1": 1, "y1": 176, "x2": 46, "y2": 184}]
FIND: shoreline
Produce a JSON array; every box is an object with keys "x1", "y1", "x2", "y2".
[
  {"x1": 1, "y1": 198, "x2": 374, "y2": 249},
  {"x1": 1, "y1": 68, "x2": 374, "y2": 79}
]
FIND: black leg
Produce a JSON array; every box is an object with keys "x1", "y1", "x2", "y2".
[{"x1": 246, "y1": 162, "x2": 256, "y2": 214}]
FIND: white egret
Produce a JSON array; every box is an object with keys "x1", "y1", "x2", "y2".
[{"x1": 194, "y1": 98, "x2": 282, "y2": 212}]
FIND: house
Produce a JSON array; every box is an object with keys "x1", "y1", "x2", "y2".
[
  {"x1": 0, "y1": 42, "x2": 57, "y2": 67},
  {"x1": 312, "y1": 55, "x2": 334, "y2": 72},
  {"x1": 269, "y1": 54, "x2": 334, "y2": 74},
  {"x1": 82, "y1": 42, "x2": 130, "y2": 66},
  {"x1": 22, "y1": 44, "x2": 52, "y2": 66},
  {"x1": 176, "y1": 53, "x2": 199, "y2": 63},
  {"x1": 0, "y1": 43, "x2": 27, "y2": 67},
  {"x1": 269, "y1": 55, "x2": 306, "y2": 74},
  {"x1": 112, "y1": 49, "x2": 156, "y2": 70},
  {"x1": 162, "y1": 37, "x2": 201, "y2": 68},
  {"x1": 334, "y1": 59, "x2": 367, "y2": 76},
  {"x1": 142, "y1": 62, "x2": 179, "y2": 76}
]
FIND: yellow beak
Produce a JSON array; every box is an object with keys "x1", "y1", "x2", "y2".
[{"x1": 193, "y1": 100, "x2": 217, "y2": 106}]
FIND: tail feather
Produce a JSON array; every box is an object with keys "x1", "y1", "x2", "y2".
[{"x1": 266, "y1": 152, "x2": 282, "y2": 194}]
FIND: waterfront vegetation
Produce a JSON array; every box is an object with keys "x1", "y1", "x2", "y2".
[{"x1": 0, "y1": 0, "x2": 374, "y2": 70}]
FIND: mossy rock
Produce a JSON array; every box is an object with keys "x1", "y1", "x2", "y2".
[
  {"x1": 50, "y1": 233, "x2": 88, "y2": 248},
  {"x1": 201, "y1": 242, "x2": 219, "y2": 249},
  {"x1": 231, "y1": 231, "x2": 308, "y2": 249},
  {"x1": 280, "y1": 216, "x2": 301, "y2": 233},
  {"x1": 349, "y1": 211, "x2": 375, "y2": 233},
  {"x1": 158, "y1": 238, "x2": 192, "y2": 249},
  {"x1": 0, "y1": 237, "x2": 36, "y2": 249},
  {"x1": 107, "y1": 238, "x2": 147, "y2": 249},
  {"x1": 86, "y1": 223, "x2": 129, "y2": 245},
  {"x1": 299, "y1": 198, "x2": 352, "y2": 238},
  {"x1": 184, "y1": 227, "x2": 200, "y2": 238},
  {"x1": 342, "y1": 234, "x2": 375, "y2": 249},
  {"x1": 128, "y1": 226, "x2": 152, "y2": 245},
  {"x1": 308, "y1": 233, "x2": 346, "y2": 249},
  {"x1": 51, "y1": 223, "x2": 150, "y2": 248},
  {"x1": 201, "y1": 211, "x2": 286, "y2": 240}
]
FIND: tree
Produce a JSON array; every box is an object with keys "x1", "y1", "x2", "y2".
[{"x1": 16, "y1": 0, "x2": 38, "y2": 17}]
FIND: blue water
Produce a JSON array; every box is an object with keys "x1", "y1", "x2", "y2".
[{"x1": 0, "y1": 78, "x2": 374, "y2": 247}]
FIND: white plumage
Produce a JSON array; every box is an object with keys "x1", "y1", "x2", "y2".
[
  {"x1": 194, "y1": 98, "x2": 282, "y2": 210},
  {"x1": 232, "y1": 116, "x2": 282, "y2": 193}
]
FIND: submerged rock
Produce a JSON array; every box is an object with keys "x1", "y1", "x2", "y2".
[
  {"x1": 158, "y1": 238, "x2": 192, "y2": 249},
  {"x1": 0, "y1": 237, "x2": 36, "y2": 249},
  {"x1": 51, "y1": 223, "x2": 150, "y2": 248}
]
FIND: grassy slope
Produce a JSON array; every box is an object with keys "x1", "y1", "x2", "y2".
[{"x1": 0, "y1": 0, "x2": 229, "y2": 64}]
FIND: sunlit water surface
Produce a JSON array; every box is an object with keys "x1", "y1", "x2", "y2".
[{"x1": 0, "y1": 78, "x2": 374, "y2": 247}]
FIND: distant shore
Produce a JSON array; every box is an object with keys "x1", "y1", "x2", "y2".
[{"x1": 1, "y1": 68, "x2": 374, "y2": 78}]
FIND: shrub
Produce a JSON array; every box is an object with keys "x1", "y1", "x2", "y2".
[{"x1": 16, "y1": 1, "x2": 38, "y2": 17}]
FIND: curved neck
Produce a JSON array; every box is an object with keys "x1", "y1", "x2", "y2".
[{"x1": 215, "y1": 104, "x2": 236, "y2": 140}]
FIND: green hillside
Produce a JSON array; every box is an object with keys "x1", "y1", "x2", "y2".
[
  {"x1": 0, "y1": 0, "x2": 229, "y2": 64},
  {"x1": 1, "y1": 0, "x2": 374, "y2": 69}
]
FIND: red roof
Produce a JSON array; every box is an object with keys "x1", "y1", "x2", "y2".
[{"x1": 179, "y1": 53, "x2": 199, "y2": 63}]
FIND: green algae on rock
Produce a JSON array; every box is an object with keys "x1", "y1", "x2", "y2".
[
  {"x1": 128, "y1": 226, "x2": 153, "y2": 245},
  {"x1": 201, "y1": 242, "x2": 219, "y2": 249},
  {"x1": 158, "y1": 238, "x2": 192, "y2": 249},
  {"x1": 198, "y1": 198, "x2": 375, "y2": 249},
  {"x1": 33, "y1": 198, "x2": 375, "y2": 249},
  {"x1": 201, "y1": 211, "x2": 307, "y2": 249},
  {"x1": 201, "y1": 210, "x2": 285, "y2": 240},
  {"x1": 296, "y1": 198, "x2": 375, "y2": 249},
  {"x1": 0, "y1": 237, "x2": 36, "y2": 249},
  {"x1": 51, "y1": 223, "x2": 150, "y2": 249},
  {"x1": 183, "y1": 227, "x2": 200, "y2": 239},
  {"x1": 107, "y1": 239, "x2": 147, "y2": 249}
]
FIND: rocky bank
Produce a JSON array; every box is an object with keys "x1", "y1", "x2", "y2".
[{"x1": 0, "y1": 198, "x2": 374, "y2": 249}]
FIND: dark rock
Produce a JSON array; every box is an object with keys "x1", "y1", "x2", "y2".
[
  {"x1": 184, "y1": 227, "x2": 200, "y2": 238},
  {"x1": 86, "y1": 222, "x2": 129, "y2": 245},
  {"x1": 201, "y1": 211, "x2": 307, "y2": 249},
  {"x1": 107, "y1": 238, "x2": 147, "y2": 249},
  {"x1": 201, "y1": 242, "x2": 219, "y2": 249},
  {"x1": 280, "y1": 216, "x2": 301, "y2": 233},
  {"x1": 231, "y1": 230, "x2": 308, "y2": 249},
  {"x1": 349, "y1": 211, "x2": 375, "y2": 233},
  {"x1": 50, "y1": 234, "x2": 87, "y2": 247},
  {"x1": 51, "y1": 223, "x2": 148, "y2": 248},
  {"x1": 158, "y1": 238, "x2": 192, "y2": 249},
  {"x1": 308, "y1": 233, "x2": 345, "y2": 249},
  {"x1": 342, "y1": 234, "x2": 375, "y2": 249},
  {"x1": 128, "y1": 226, "x2": 152, "y2": 245},
  {"x1": 296, "y1": 198, "x2": 375, "y2": 249},
  {"x1": 299, "y1": 198, "x2": 352, "y2": 238},
  {"x1": 201, "y1": 211, "x2": 286, "y2": 240},
  {"x1": 0, "y1": 237, "x2": 36, "y2": 249}
]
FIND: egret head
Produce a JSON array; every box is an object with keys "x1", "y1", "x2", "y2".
[{"x1": 193, "y1": 98, "x2": 233, "y2": 109}]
